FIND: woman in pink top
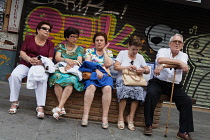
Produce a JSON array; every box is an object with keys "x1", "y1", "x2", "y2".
[{"x1": 8, "y1": 21, "x2": 54, "y2": 119}]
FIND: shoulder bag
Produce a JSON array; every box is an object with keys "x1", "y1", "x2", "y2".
[{"x1": 122, "y1": 69, "x2": 147, "y2": 86}]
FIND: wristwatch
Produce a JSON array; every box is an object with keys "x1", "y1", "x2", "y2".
[{"x1": 162, "y1": 64, "x2": 166, "y2": 68}]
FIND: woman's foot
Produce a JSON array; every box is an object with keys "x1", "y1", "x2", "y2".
[
  {"x1": 102, "y1": 117, "x2": 109, "y2": 129},
  {"x1": 126, "y1": 116, "x2": 135, "y2": 131},
  {"x1": 52, "y1": 107, "x2": 61, "y2": 120},
  {"x1": 60, "y1": 108, "x2": 66, "y2": 116},
  {"x1": 8, "y1": 102, "x2": 19, "y2": 114},
  {"x1": 81, "y1": 120, "x2": 88, "y2": 127},
  {"x1": 117, "y1": 121, "x2": 125, "y2": 130},
  {"x1": 102, "y1": 122, "x2": 109, "y2": 129},
  {"x1": 36, "y1": 107, "x2": 45, "y2": 119}
]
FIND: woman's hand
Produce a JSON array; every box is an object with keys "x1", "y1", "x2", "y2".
[
  {"x1": 127, "y1": 65, "x2": 137, "y2": 71},
  {"x1": 65, "y1": 63, "x2": 72, "y2": 71},
  {"x1": 29, "y1": 57, "x2": 42, "y2": 65},
  {"x1": 103, "y1": 43, "x2": 110, "y2": 53},
  {"x1": 136, "y1": 68, "x2": 145, "y2": 75},
  {"x1": 65, "y1": 58, "x2": 75, "y2": 67},
  {"x1": 96, "y1": 69, "x2": 104, "y2": 79}
]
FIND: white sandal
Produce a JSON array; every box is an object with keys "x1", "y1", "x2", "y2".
[
  {"x1": 8, "y1": 102, "x2": 19, "y2": 114},
  {"x1": 52, "y1": 107, "x2": 61, "y2": 120},
  {"x1": 36, "y1": 107, "x2": 45, "y2": 119},
  {"x1": 60, "y1": 108, "x2": 66, "y2": 116}
]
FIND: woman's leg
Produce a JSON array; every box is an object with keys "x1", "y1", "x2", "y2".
[
  {"x1": 118, "y1": 99, "x2": 126, "y2": 121},
  {"x1": 117, "y1": 99, "x2": 126, "y2": 129},
  {"x1": 57, "y1": 85, "x2": 73, "y2": 109},
  {"x1": 35, "y1": 73, "x2": 49, "y2": 118},
  {"x1": 82, "y1": 85, "x2": 96, "y2": 122},
  {"x1": 128, "y1": 100, "x2": 139, "y2": 122},
  {"x1": 9, "y1": 65, "x2": 29, "y2": 113},
  {"x1": 127, "y1": 100, "x2": 139, "y2": 130},
  {"x1": 101, "y1": 85, "x2": 112, "y2": 124},
  {"x1": 54, "y1": 84, "x2": 64, "y2": 104}
]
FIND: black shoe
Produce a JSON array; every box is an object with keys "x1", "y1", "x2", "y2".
[
  {"x1": 144, "y1": 126, "x2": 152, "y2": 135},
  {"x1": 176, "y1": 132, "x2": 193, "y2": 140}
]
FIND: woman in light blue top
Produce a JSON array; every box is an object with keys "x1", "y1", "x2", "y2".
[{"x1": 81, "y1": 32, "x2": 113, "y2": 129}]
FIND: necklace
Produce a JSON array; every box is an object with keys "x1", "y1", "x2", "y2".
[
  {"x1": 65, "y1": 43, "x2": 75, "y2": 51},
  {"x1": 35, "y1": 36, "x2": 46, "y2": 46}
]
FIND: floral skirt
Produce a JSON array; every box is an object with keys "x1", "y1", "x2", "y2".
[
  {"x1": 49, "y1": 70, "x2": 84, "y2": 91},
  {"x1": 116, "y1": 79, "x2": 147, "y2": 103}
]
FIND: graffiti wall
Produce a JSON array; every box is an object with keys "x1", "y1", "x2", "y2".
[{"x1": 17, "y1": 0, "x2": 210, "y2": 108}]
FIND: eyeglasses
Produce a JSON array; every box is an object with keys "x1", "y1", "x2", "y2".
[
  {"x1": 130, "y1": 60, "x2": 134, "y2": 65},
  {"x1": 171, "y1": 40, "x2": 183, "y2": 44},
  {"x1": 69, "y1": 35, "x2": 79, "y2": 39},
  {"x1": 40, "y1": 27, "x2": 51, "y2": 32}
]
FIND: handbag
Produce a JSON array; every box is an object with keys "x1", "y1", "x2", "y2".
[
  {"x1": 122, "y1": 69, "x2": 147, "y2": 86},
  {"x1": 82, "y1": 72, "x2": 92, "y2": 80}
]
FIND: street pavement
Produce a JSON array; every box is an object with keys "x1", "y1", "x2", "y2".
[{"x1": 0, "y1": 81, "x2": 209, "y2": 140}]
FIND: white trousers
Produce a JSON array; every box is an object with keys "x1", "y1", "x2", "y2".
[{"x1": 9, "y1": 64, "x2": 49, "y2": 106}]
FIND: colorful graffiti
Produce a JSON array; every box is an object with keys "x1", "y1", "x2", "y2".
[
  {"x1": 31, "y1": 0, "x2": 128, "y2": 19},
  {"x1": 24, "y1": 6, "x2": 135, "y2": 56},
  {"x1": 0, "y1": 54, "x2": 10, "y2": 65}
]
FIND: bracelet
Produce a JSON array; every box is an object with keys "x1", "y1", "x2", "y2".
[{"x1": 61, "y1": 58, "x2": 65, "y2": 62}]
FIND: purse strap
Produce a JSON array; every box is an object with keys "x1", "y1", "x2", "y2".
[
  {"x1": 74, "y1": 60, "x2": 82, "y2": 66},
  {"x1": 123, "y1": 69, "x2": 142, "y2": 82}
]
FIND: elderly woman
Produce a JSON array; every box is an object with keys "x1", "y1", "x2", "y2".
[
  {"x1": 8, "y1": 21, "x2": 54, "y2": 119},
  {"x1": 114, "y1": 35, "x2": 150, "y2": 130},
  {"x1": 49, "y1": 27, "x2": 84, "y2": 120},
  {"x1": 80, "y1": 32, "x2": 113, "y2": 129}
]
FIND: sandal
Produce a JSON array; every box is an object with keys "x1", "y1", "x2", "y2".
[
  {"x1": 52, "y1": 107, "x2": 61, "y2": 120},
  {"x1": 36, "y1": 107, "x2": 45, "y2": 119},
  {"x1": 8, "y1": 102, "x2": 19, "y2": 114},
  {"x1": 117, "y1": 121, "x2": 125, "y2": 130},
  {"x1": 81, "y1": 120, "x2": 88, "y2": 127},
  {"x1": 60, "y1": 108, "x2": 66, "y2": 116},
  {"x1": 126, "y1": 116, "x2": 135, "y2": 131},
  {"x1": 102, "y1": 122, "x2": 109, "y2": 129}
]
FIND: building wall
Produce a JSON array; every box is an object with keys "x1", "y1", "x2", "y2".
[{"x1": 16, "y1": 0, "x2": 210, "y2": 108}]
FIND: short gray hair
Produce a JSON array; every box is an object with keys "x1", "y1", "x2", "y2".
[{"x1": 169, "y1": 34, "x2": 183, "y2": 43}]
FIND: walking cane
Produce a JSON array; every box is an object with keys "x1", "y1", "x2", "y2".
[{"x1": 164, "y1": 68, "x2": 176, "y2": 137}]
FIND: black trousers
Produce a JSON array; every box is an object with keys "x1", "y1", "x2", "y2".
[{"x1": 144, "y1": 78, "x2": 194, "y2": 132}]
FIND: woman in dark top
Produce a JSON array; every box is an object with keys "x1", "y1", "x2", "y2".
[{"x1": 8, "y1": 21, "x2": 54, "y2": 119}]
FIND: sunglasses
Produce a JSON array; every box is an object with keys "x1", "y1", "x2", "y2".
[
  {"x1": 40, "y1": 27, "x2": 51, "y2": 32},
  {"x1": 130, "y1": 60, "x2": 134, "y2": 65}
]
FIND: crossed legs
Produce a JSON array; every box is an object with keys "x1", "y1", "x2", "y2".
[{"x1": 53, "y1": 84, "x2": 73, "y2": 119}]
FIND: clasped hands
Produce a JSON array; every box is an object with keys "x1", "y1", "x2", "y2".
[
  {"x1": 127, "y1": 65, "x2": 145, "y2": 75},
  {"x1": 64, "y1": 59, "x2": 78, "y2": 71},
  {"x1": 29, "y1": 57, "x2": 43, "y2": 66}
]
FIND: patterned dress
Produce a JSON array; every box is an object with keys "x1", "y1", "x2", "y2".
[
  {"x1": 83, "y1": 48, "x2": 114, "y2": 89},
  {"x1": 49, "y1": 44, "x2": 84, "y2": 91},
  {"x1": 115, "y1": 50, "x2": 147, "y2": 103}
]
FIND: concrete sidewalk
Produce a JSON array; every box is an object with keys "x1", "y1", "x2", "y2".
[{"x1": 0, "y1": 81, "x2": 209, "y2": 140}]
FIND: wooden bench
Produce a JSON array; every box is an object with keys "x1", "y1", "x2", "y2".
[
  {"x1": 44, "y1": 87, "x2": 163, "y2": 128},
  {"x1": 5, "y1": 72, "x2": 166, "y2": 128},
  {"x1": 6, "y1": 73, "x2": 195, "y2": 128}
]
